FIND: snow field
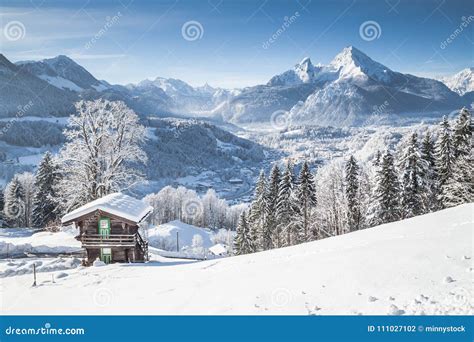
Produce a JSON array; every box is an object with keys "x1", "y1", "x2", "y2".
[{"x1": 1, "y1": 204, "x2": 472, "y2": 315}]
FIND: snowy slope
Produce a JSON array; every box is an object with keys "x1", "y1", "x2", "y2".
[
  {"x1": 147, "y1": 220, "x2": 214, "y2": 251},
  {"x1": 439, "y1": 68, "x2": 474, "y2": 95},
  {"x1": 17, "y1": 55, "x2": 109, "y2": 92},
  {"x1": 0, "y1": 227, "x2": 81, "y2": 257},
  {"x1": 2, "y1": 204, "x2": 472, "y2": 315}
]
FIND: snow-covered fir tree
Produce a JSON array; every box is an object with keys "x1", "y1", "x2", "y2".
[
  {"x1": 372, "y1": 150, "x2": 382, "y2": 167},
  {"x1": 399, "y1": 133, "x2": 425, "y2": 218},
  {"x1": 294, "y1": 161, "x2": 317, "y2": 241},
  {"x1": 32, "y1": 152, "x2": 61, "y2": 227},
  {"x1": 452, "y1": 108, "x2": 472, "y2": 158},
  {"x1": 234, "y1": 212, "x2": 254, "y2": 255},
  {"x1": 420, "y1": 130, "x2": 440, "y2": 211},
  {"x1": 442, "y1": 108, "x2": 473, "y2": 207},
  {"x1": 56, "y1": 99, "x2": 147, "y2": 211},
  {"x1": 435, "y1": 116, "x2": 454, "y2": 208},
  {"x1": 0, "y1": 187, "x2": 5, "y2": 227},
  {"x1": 370, "y1": 150, "x2": 401, "y2": 225},
  {"x1": 4, "y1": 175, "x2": 26, "y2": 227},
  {"x1": 345, "y1": 156, "x2": 361, "y2": 231},
  {"x1": 277, "y1": 161, "x2": 297, "y2": 246},
  {"x1": 248, "y1": 170, "x2": 268, "y2": 251},
  {"x1": 266, "y1": 164, "x2": 280, "y2": 249}
]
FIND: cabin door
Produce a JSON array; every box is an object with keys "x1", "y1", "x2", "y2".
[
  {"x1": 100, "y1": 248, "x2": 112, "y2": 264},
  {"x1": 98, "y1": 217, "x2": 111, "y2": 238}
]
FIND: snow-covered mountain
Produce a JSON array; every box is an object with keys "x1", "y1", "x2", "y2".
[
  {"x1": 439, "y1": 68, "x2": 474, "y2": 96},
  {"x1": 17, "y1": 55, "x2": 110, "y2": 92},
  {"x1": 0, "y1": 49, "x2": 470, "y2": 126},
  {"x1": 3, "y1": 203, "x2": 472, "y2": 314},
  {"x1": 128, "y1": 77, "x2": 237, "y2": 114},
  {"x1": 0, "y1": 54, "x2": 76, "y2": 118},
  {"x1": 217, "y1": 46, "x2": 466, "y2": 127}
]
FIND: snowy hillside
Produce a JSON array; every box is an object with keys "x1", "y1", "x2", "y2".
[
  {"x1": 17, "y1": 55, "x2": 110, "y2": 92},
  {"x1": 0, "y1": 227, "x2": 81, "y2": 258},
  {"x1": 147, "y1": 220, "x2": 214, "y2": 251},
  {"x1": 2, "y1": 204, "x2": 472, "y2": 315},
  {"x1": 0, "y1": 116, "x2": 266, "y2": 201},
  {"x1": 0, "y1": 54, "x2": 75, "y2": 118}
]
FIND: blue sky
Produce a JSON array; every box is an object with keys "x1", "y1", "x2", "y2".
[{"x1": 0, "y1": 0, "x2": 472, "y2": 88}]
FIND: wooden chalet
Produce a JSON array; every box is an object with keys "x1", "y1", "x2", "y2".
[{"x1": 61, "y1": 193, "x2": 153, "y2": 265}]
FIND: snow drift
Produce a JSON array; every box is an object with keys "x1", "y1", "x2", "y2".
[{"x1": 2, "y1": 204, "x2": 472, "y2": 315}]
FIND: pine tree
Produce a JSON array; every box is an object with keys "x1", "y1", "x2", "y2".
[
  {"x1": 345, "y1": 156, "x2": 361, "y2": 231},
  {"x1": 266, "y1": 164, "x2": 280, "y2": 250},
  {"x1": 442, "y1": 151, "x2": 473, "y2": 207},
  {"x1": 373, "y1": 150, "x2": 382, "y2": 167},
  {"x1": 420, "y1": 131, "x2": 439, "y2": 211},
  {"x1": 0, "y1": 187, "x2": 5, "y2": 227},
  {"x1": 441, "y1": 108, "x2": 473, "y2": 207},
  {"x1": 32, "y1": 152, "x2": 60, "y2": 227},
  {"x1": 294, "y1": 161, "x2": 317, "y2": 241},
  {"x1": 277, "y1": 161, "x2": 296, "y2": 247},
  {"x1": 452, "y1": 108, "x2": 472, "y2": 159},
  {"x1": 249, "y1": 170, "x2": 268, "y2": 251},
  {"x1": 399, "y1": 133, "x2": 425, "y2": 218},
  {"x1": 436, "y1": 116, "x2": 454, "y2": 207},
  {"x1": 4, "y1": 176, "x2": 26, "y2": 227},
  {"x1": 234, "y1": 212, "x2": 254, "y2": 255},
  {"x1": 371, "y1": 150, "x2": 401, "y2": 225}
]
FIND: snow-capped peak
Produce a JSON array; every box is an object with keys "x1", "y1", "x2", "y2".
[
  {"x1": 439, "y1": 68, "x2": 474, "y2": 95},
  {"x1": 330, "y1": 46, "x2": 392, "y2": 83}
]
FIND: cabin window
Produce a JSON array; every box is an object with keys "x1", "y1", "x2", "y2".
[
  {"x1": 100, "y1": 248, "x2": 112, "y2": 264},
  {"x1": 98, "y1": 217, "x2": 111, "y2": 237}
]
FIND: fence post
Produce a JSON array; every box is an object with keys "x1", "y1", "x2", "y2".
[
  {"x1": 32, "y1": 263, "x2": 37, "y2": 287},
  {"x1": 176, "y1": 232, "x2": 179, "y2": 252}
]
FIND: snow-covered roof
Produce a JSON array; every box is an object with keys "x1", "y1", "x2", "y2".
[
  {"x1": 208, "y1": 243, "x2": 228, "y2": 255},
  {"x1": 61, "y1": 192, "x2": 153, "y2": 224}
]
